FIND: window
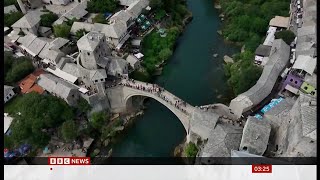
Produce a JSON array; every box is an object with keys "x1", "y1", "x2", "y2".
[
  {"x1": 304, "y1": 86, "x2": 308, "y2": 90},
  {"x1": 310, "y1": 91, "x2": 315, "y2": 95},
  {"x1": 294, "y1": 81, "x2": 298, "y2": 84},
  {"x1": 95, "y1": 80, "x2": 98, "y2": 83},
  {"x1": 87, "y1": 52, "x2": 90, "y2": 56},
  {"x1": 242, "y1": 146, "x2": 247, "y2": 151},
  {"x1": 290, "y1": 79, "x2": 293, "y2": 82}
]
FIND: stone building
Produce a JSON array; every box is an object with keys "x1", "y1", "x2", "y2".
[
  {"x1": 76, "y1": 31, "x2": 111, "y2": 92},
  {"x1": 239, "y1": 116, "x2": 271, "y2": 155},
  {"x1": 229, "y1": 39, "x2": 290, "y2": 119},
  {"x1": 37, "y1": 74, "x2": 80, "y2": 106},
  {"x1": 4, "y1": 85, "x2": 15, "y2": 104},
  {"x1": 11, "y1": 11, "x2": 41, "y2": 35}
]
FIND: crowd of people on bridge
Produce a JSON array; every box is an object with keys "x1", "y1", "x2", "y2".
[{"x1": 119, "y1": 78, "x2": 190, "y2": 116}]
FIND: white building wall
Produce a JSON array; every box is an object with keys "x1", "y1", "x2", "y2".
[{"x1": 4, "y1": 90, "x2": 15, "y2": 104}]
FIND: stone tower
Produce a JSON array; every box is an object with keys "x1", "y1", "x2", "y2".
[{"x1": 77, "y1": 31, "x2": 111, "y2": 70}]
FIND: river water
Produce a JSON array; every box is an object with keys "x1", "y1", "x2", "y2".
[{"x1": 112, "y1": 0, "x2": 239, "y2": 157}]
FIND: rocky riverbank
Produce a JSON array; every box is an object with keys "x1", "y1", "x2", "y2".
[{"x1": 89, "y1": 109, "x2": 145, "y2": 164}]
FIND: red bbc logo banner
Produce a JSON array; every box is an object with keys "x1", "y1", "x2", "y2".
[
  {"x1": 252, "y1": 164, "x2": 272, "y2": 173},
  {"x1": 48, "y1": 157, "x2": 91, "y2": 165}
]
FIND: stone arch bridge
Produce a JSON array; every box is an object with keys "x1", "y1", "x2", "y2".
[{"x1": 107, "y1": 79, "x2": 222, "y2": 142}]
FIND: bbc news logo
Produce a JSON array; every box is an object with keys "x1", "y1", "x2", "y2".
[{"x1": 48, "y1": 157, "x2": 90, "y2": 165}]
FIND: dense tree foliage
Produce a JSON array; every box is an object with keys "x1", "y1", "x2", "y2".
[
  {"x1": 184, "y1": 142, "x2": 198, "y2": 157},
  {"x1": 40, "y1": 12, "x2": 58, "y2": 27},
  {"x1": 4, "y1": 0, "x2": 18, "y2": 7},
  {"x1": 220, "y1": 0, "x2": 290, "y2": 50},
  {"x1": 61, "y1": 120, "x2": 78, "y2": 142},
  {"x1": 4, "y1": 52, "x2": 34, "y2": 85},
  {"x1": 150, "y1": 0, "x2": 163, "y2": 8},
  {"x1": 90, "y1": 111, "x2": 109, "y2": 131},
  {"x1": 87, "y1": 0, "x2": 119, "y2": 13},
  {"x1": 4, "y1": 93, "x2": 75, "y2": 148},
  {"x1": 101, "y1": 118, "x2": 123, "y2": 140},
  {"x1": 275, "y1": 30, "x2": 295, "y2": 45},
  {"x1": 220, "y1": 0, "x2": 289, "y2": 96},
  {"x1": 4, "y1": 11, "x2": 24, "y2": 27},
  {"x1": 141, "y1": 27, "x2": 180, "y2": 75},
  {"x1": 77, "y1": 97, "x2": 92, "y2": 114},
  {"x1": 92, "y1": 13, "x2": 107, "y2": 24},
  {"x1": 224, "y1": 51, "x2": 262, "y2": 95},
  {"x1": 53, "y1": 23, "x2": 71, "y2": 38}
]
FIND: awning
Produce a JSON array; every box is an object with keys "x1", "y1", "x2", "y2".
[
  {"x1": 255, "y1": 55, "x2": 264, "y2": 62},
  {"x1": 292, "y1": 55, "x2": 317, "y2": 75},
  {"x1": 42, "y1": 59, "x2": 51, "y2": 64},
  {"x1": 134, "y1": 53, "x2": 144, "y2": 59},
  {"x1": 15, "y1": 52, "x2": 25, "y2": 57},
  {"x1": 116, "y1": 33, "x2": 131, "y2": 50},
  {"x1": 131, "y1": 39, "x2": 141, "y2": 46},
  {"x1": 78, "y1": 87, "x2": 89, "y2": 94},
  {"x1": 19, "y1": 45, "x2": 37, "y2": 57},
  {"x1": 285, "y1": 84, "x2": 299, "y2": 95},
  {"x1": 46, "y1": 67, "x2": 78, "y2": 84}
]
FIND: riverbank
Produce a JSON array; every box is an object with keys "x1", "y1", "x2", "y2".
[
  {"x1": 131, "y1": 2, "x2": 193, "y2": 82},
  {"x1": 218, "y1": 0, "x2": 290, "y2": 96}
]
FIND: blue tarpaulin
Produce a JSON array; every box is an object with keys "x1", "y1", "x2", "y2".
[
  {"x1": 254, "y1": 97, "x2": 284, "y2": 120},
  {"x1": 254, "y1": 114, "x2": 263, "y2": 120},
  {"x1": 260, "y1": 97, "x2": 283, "y2": 114}
]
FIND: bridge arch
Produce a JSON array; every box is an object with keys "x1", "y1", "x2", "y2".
[{"x1": 123, "y1": 87, "x2": 191, "y2": 134}]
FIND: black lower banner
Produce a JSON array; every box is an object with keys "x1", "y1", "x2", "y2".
[{"x1": 4, "y1": 157, "x2": 317, "y2": 165}]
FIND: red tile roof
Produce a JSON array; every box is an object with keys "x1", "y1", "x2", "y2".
[{"x1": 19, "y1": 69, "x2": 45, "y2": 94}]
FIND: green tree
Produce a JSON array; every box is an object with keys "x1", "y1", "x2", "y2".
[
  {"x1": 4, "y1": 0, "x2": 18, "y2": 6},
  {"x1": 158, "y1": 48, "x2": 173, "y2": 62},
  {"x1": 4, "y1": 52, "x2": 14, "y2": 77},
  {"x1": 5, "y1": 56, "x2": 34, "y2": 84},
  {"x1": 275, "y1": 30, "x2": 296, "y2": 45},
  {"x1": 150, "y1": 0, "x2": 163, "y2": 8},
  {"x1": 226, "y1": 51, "x2": 262, "y2": 95},
  {"x1": 61, "y1": 120, "x2": 78, "y2": 142},
  {"x1": 4, "y1": 136, "x2": 14, "y2": 149},
  {"x1": 4, "y1": 11, "x2": 24, "y2": 27},
  {"x1": 87, "y1": 0, "x2": 119, "y2": 13},
  {"x1": 5, "y1": 92, "x2": 75, "y2": 148},
  {"x1": 40, "y1": 12, "x2": 58, "y2": 27},
  {"x1": 53, "y1": 23, "x2": 71, "y2": 38},
  {"x1": 75, "y1": 29, "x2": 88, "y2": 40},
  {"x1": 90, "y1": 111, "x2": 109, "y2": 130},
  {"x1": 92, "y1": 13, "x2": 107, "y2": 24},
  {"x1": 184, "y1": 142, "x2": 198, "y2": 157},
  {"x1": 77, "y1": 98, "x2": 92, "y2": 113}
]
